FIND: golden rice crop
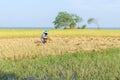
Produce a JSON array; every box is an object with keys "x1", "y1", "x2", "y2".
[
  {"x1": 0, "y1": 36, "x2": 120, "y2": 60},
  {"x1": 0, "y1": 29, "x2": 120, "y2": 38}
]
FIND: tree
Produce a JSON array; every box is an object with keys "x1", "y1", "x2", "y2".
[
  {"x1": 53, "y1": 12, "x2": 82, "y2": 29},
  {"x1": 53, "y1": 12, "x2": 72, "y2": 29},
  {"x1": 70, "y1": 14, "x2": 82, "y2": 29},
  {"x1": 88, "y1": 18, "x2": 100, "y2": 29},
  {"x1": 70, "y1": 22, "x2": 76, "y2": 29}
]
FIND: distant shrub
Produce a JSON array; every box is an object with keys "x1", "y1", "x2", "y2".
[{"x1": 81, "y1": 25, "x2": 86, "y2": 29}]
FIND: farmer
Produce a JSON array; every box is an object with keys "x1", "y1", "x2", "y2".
[{"x1": 41, "y1": 30, "x2": 49, "y2": 44}]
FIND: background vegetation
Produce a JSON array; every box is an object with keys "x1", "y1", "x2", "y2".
[{"x1": 53, "y1": 11, "x2": 99, "y2": 29}]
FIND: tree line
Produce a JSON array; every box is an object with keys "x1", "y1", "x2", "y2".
[{"x1": 53, "y1": 11, "x2": 99, "y2": 29}]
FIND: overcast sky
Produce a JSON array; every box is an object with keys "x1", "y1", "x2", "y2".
[{"x1": 0, "y1": 0, "x2": 120, "y2": 28}]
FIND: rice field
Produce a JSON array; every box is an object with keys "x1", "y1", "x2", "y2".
[
  {"x1": 0, "y1": 29, "x2": 120, "y2": 79},
  {"x1": 0, "y1": 29, "x2": 120, "y2": 38},
  {"x1": 0, "y1": 48, "x2": 120, "y2": 80},
  {"x1": 0, "y1": 37, "x2": 120, "y2": 61},
  {"x1": 0, "y1": 29, "x2": 120, "y2": 60}
]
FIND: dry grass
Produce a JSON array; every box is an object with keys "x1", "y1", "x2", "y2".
[{"x1": 0, "y1": 36, "x2": 120, "y2": 60}]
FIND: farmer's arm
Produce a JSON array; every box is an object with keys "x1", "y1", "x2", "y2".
[{"x1": 44, "y1": 35, "x2": 48, "y2": 38}]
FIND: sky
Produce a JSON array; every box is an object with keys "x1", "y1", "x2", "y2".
[{"x1": 0, "y1": 0, "x2": 120, "y2": 28}]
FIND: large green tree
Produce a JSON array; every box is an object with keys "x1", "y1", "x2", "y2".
[
  {"x1": 70, "y1": 14, "x2": 82, "y2": 29},
  {"x1": 88, "y1": 18, "x2": 100, "y2": 29},
  {"x1": 53, "y1": 12, "x2": 82, "y2": 29},
  {"x1": 53, "y1": 12, "x2": 72, "y2": 29}
]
